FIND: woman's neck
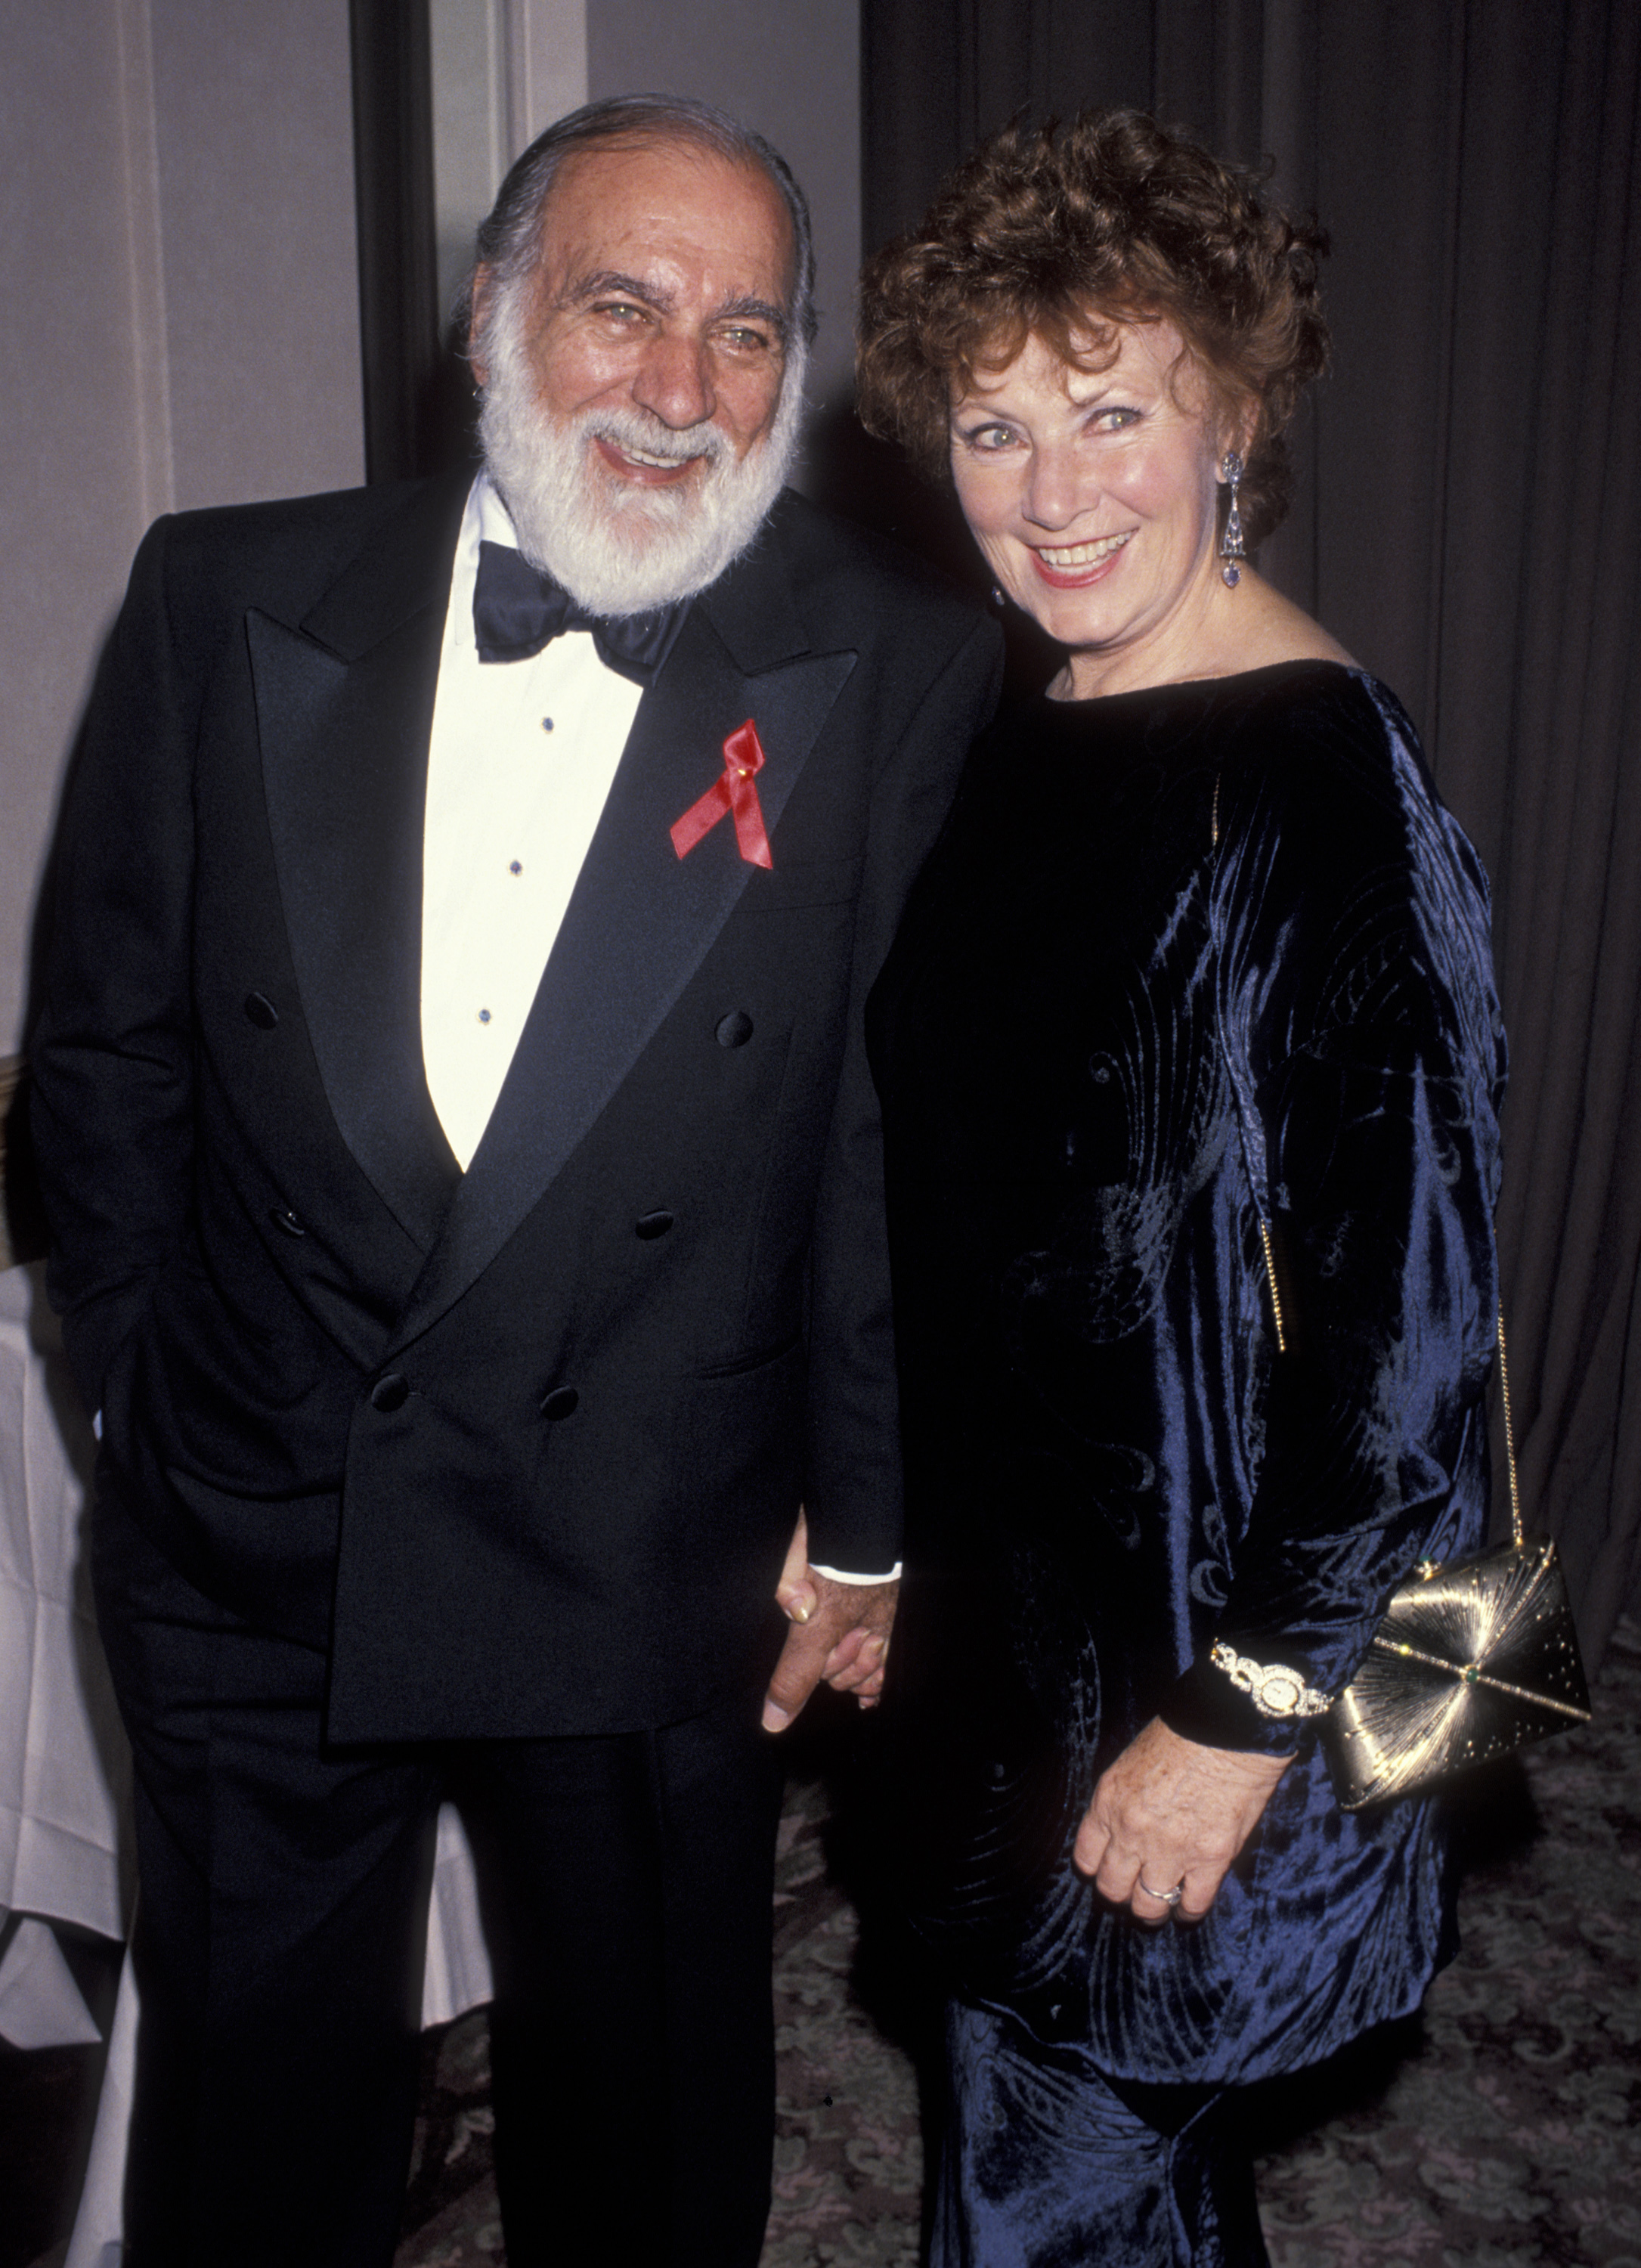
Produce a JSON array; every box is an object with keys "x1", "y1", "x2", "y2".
[{"x1": 1050, "y1": 567, "x2": 1356, "y2": 701}]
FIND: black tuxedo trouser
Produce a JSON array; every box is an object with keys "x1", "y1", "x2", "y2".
[{"x1": 93, "y1": 1487, "x2": 785, "y2": 2268}]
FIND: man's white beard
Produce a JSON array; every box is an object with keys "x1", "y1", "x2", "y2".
[{"x1": 477, "y1": 288, "x2": 806, "y2": 617}]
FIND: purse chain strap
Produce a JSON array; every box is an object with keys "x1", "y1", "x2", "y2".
[{"x1": 1496, "y1": 1310, "x2": 1523, "y2": 1549}]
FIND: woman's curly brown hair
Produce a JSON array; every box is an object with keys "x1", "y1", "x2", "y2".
[{"x1": 856, "y1": 110, "x2": 1329, "y2": 548}]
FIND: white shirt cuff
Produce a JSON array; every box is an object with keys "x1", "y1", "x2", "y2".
[{"x1": 811, "y1": 1561, "x2": 902, "y2": 1585}]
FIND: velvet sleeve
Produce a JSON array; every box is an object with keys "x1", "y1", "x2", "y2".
[{"x1": 1160, "y1": 675, "x2": 1507, "y2": 1756}]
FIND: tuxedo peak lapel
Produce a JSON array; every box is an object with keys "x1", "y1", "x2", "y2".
[
  {"x1": 695, "y1": 510, "x2": 813, "y2": 675},
  {"x1": 387, "y1": 600, "x2": 858, "y2": 1352},
  {"x1": 300, "y1": 475, "x2": 470, "y2": 662},
  {"x1": 249, "y1": 600, "x2": 460, "y2": 1252}
]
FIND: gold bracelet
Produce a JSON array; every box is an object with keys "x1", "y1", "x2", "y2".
[{"x1": 1209, "y1": 1641, "x2": 1333, "y2": 1720}]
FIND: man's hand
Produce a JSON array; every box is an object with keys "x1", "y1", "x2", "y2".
[
  {"x1": 761, "y1": 1509, "x2": 898, "y2": 1733},
  {"x1": 1073, "y1": 1716, "x2": 1290, "y2": 1923}
]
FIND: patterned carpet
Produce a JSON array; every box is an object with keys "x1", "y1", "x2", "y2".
[{"x1": 394, "y1": 1621, "x2": 1641, "y2": 2267}]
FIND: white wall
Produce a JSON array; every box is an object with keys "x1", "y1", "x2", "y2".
[
  {"x1": 0, "y1": 0, "x2": 364, "y2": 1055},
  {"x1": 430, "y1": 0, "x2": 590, "y2": 329}
]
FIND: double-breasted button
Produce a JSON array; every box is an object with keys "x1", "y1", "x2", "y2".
[
  {"x1": 716, "y1": 1011, "x2": 754, "y2": 1048},
  {"x1": 635, "y1": 1210, "x2": 674, "y2": 1240},
  {"x1": 539, "y1": 1386, "x2": 579, "y2": 1421},
  {"x1": 370, "y1": 1374, "x2": 409, "y2": 1412},
  {"x1": 244, "y1": 992, "x2": 280, "y2": 1030},
  {"x1": 269, "y1": 1207, "x2": 306, "y2": 1238}
]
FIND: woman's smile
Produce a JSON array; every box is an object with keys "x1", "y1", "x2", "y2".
[{"x1": 1030, "y1": 530, "x2": 1134, "y2": 582}]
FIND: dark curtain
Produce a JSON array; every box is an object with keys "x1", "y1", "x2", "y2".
[{"x1": 860, "y1": 0, "x2": 1641, "y2": 1664}]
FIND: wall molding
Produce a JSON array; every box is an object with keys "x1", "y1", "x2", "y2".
[
  {"x1": 506, "y1": 0, "x2": 588, "y2": 151},
  {"x1": 115, "y1": 0, "x2": 175, "y2": 525}
]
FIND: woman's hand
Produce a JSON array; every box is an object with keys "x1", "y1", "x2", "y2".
[{"x1": 1073, "y1": 1717, "x2": 1291, "y2": 1923}]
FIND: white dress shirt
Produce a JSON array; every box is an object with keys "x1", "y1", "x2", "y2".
[
  {"x1": 416, "y1": 476, "x2": 896, "y2": 1586},
  {"x1": 421, "y1": 476, "x2": 643, "y2": 1170}
]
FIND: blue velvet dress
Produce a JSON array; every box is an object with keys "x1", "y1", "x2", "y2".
[{"x1": 865, "y1": 662, "x2": 1507, "y2": 2261}]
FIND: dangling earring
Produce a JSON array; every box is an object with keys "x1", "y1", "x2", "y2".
[{"x1": 1218, "y1": 451, "x2": 1247, "y2": 587}]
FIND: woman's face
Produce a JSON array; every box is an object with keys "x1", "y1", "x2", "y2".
[{"x1": 949, "y1": 319, "x2": 1237, "y2": 695}]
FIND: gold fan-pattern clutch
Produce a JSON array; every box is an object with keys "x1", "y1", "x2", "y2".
[{"x1": 1322, "y1": 1533, "x2": 1591, "y2": 1809}]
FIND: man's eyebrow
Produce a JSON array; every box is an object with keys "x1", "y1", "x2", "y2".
[
  {"x1": 561, "y1": 268, "x2": 673, "y2": 312},
  {"x1": 559, "y1": 271, "x2": 790, "y2": 345},
  {"x1": 717, "y1": 295, "x2": 791, "y2": 344}
]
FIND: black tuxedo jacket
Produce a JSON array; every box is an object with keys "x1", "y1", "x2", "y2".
[{"x1": 33, "y1": 476, "x2": 1000, "y2": 1740}]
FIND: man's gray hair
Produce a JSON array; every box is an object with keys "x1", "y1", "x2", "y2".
[{"x1": 461, "y1": 93, "x2": 816, "y2": 355}]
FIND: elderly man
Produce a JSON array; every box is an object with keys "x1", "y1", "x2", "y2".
[{"x1": 31, "y1": 94, "x2": 999, "y2": 2268}]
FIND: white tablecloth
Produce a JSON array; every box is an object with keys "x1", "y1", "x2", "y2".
[
  {"x1": 0, "y1": 1263, "x2": 129, "y2": 1952},
  {"x1": 0, "y1": 1263, "x2": 495, "y2": 2263}
]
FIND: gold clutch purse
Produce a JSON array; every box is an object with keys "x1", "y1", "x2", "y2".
[{"x1": 1320, "y1": 1312, "x2": 1592, "y2": 1808}]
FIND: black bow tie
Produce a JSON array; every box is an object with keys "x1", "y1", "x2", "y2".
[{"x1": 472, "y1": 541, "x2": 688, "y2": 684}]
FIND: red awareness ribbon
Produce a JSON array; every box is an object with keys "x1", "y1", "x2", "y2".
[{"x1": 670, "y1": 718, "x2": 773, "y2": 869}]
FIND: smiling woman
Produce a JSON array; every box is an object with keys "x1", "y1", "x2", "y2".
[
  {"x1": 860, "y1": 111, "x2": 1342, "y2": 696},
  {"x1": 857, "y1": 111, "x2": 1511, "y2": 2268},
  {"x1": 945, "y1": 321, "x2": 1338, "y2": 693}
]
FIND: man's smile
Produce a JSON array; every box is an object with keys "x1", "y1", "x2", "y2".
[{"x1": 593, "y1": 433, "x2": 709, "y2": 485}]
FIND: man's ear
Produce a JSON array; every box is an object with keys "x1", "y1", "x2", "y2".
[{"x1": 468, "y1": 264, "x2": 496, "y2": 389}]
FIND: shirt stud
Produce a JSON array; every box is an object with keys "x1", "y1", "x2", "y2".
[
  {"x1": 478, "y1": 1009, "x2": 492, "y2": 1024},
  {"x1": 509, "y1": 860, "x2": 522, "y2": 875},
  {"x1": 541, "y1": 717, "x2": 554, "y2": 732}
]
